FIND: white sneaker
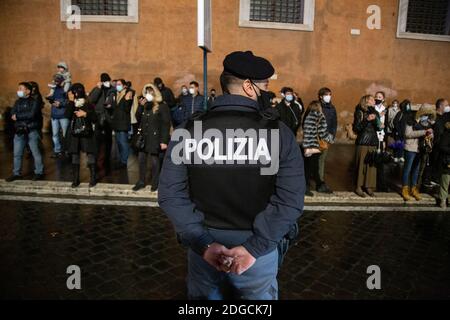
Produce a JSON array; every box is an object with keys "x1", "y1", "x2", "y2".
[
  {"x1": 399, "y1": 157, "x2": 405, "y2": 163},
  {"x1": 394, "y1": 158, "x2": 399, "y2": 163}
]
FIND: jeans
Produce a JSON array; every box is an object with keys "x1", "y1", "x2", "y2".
[
  {"x1": 402, "y1": 151, "x2": 420, "y2": 186},
  {"x1": 115, "y1": 131, "x2": 130, "y2": 165},
  {"x1": 187, "y1": 228, "x2": 278, "y2": 300},
  {"x1": 13, "y1": 130, "x2": 44, "y2": 176},
  {"x1": 51, "y1": 118, "x2": 70, "y2": 153}
]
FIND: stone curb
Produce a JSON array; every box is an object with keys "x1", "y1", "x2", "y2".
[{"x1": 0, "y1": 179, "x2": 437, "y2": 206}]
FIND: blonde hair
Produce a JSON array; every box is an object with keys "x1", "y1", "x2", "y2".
[{"x1": 359, "y1": 95, "x2": 374, "y2": 111}]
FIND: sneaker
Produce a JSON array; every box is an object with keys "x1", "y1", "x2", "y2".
[
  {"x1": 317, "y1": 184, "x2": 333, "y2": 194},
  {"x1": 5, "y1": 175, "x2": 22, "y2": 182},
  {"x1": 393, "y1": 158, "x2": 399, "y2": 163},
  {"x1": 365, "y1": 188, "x2": 376, "y2": 197},
  {"x1": 399, "y1": 157, "x2": 405, "y2": 163},
  {"x1": 305, "y1": 188, "x2": 314, "y2": 197},
  {"x1": 355, "y1": 187, "x2": 367, "y2": 198},
  {"x1": 32, "y1": 174, "x2": 45, "y2": 181}
]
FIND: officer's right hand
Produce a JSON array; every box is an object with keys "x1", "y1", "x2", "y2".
[{"x1": 202, "y1": 242, "x2": 231, "y2": 272}]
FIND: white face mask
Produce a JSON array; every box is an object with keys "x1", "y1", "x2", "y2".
[
  {"x1": 17, "y1": 90, "x2": 25, "y2": 98},
  {"x1": 444, "y1": 106, "x2": 450, "y2": 113},
  {"x1": 145, "y1": 93, "x2": 153, "y2": 102},
  {"x1": 189, "y1": 88, "x2": 196, "y2": 95},
  {"x1": 323, "y1": 95, "x2": 331, "y2": 104},
  {"x1": 103, "y1": 81, "x2": 111, "y2": 88},
  {"x1": 75, "y1": 98, "x2": 85, "y2": 108}
]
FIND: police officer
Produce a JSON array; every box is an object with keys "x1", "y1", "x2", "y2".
[{"x1": 158, "y1": 51, "x2": 305, "y2": 300}]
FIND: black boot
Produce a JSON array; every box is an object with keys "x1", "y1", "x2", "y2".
[
  {"x1": 132, "y1": 181, "x2": 145, "y2": 191},
  {"x1": 71, "y1": 164, "x2": 80, "y2": 188},
  {"x1": 88, "y1": 164, "x2": 97, "y2": 187}
]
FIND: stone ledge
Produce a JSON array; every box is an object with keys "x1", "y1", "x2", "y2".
[{"x1": 0, "y1": 179, "x2": 438, "y2": 206}]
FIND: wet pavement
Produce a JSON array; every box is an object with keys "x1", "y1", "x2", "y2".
[{"x1": 1, "y1": 200, "x2": 449, "y2": 300}]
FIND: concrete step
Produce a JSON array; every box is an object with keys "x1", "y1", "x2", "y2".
[{"x1": 0, "y1": 179, "x2": 438, "y2": 206}]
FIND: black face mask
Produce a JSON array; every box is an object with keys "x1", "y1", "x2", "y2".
[
  {"x1": 251, "y1": 81, "x2": 271, "y2": 111},
  {"x1": 375, "y1": 99, "x2": 383, "y2": 105}
]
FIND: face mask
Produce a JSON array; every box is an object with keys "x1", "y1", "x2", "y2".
[
  {"x1": 157, "y1": 84, "x2": 163, "y2": 89},
  {"x1": 17, "y1": 90, "x2": 25, "y2": 98},
  {"x1": 393, "y1": 104, "x2": 399, "y2": 109},
  {"x1": 323, "y1": 95, "x2": 331, "y2": 104},
  {"x1": 285, "y1": 94, "x2": 294, "y2": 102},
  {"x1": 103, "y1": 82, "x2": 111, "y2": 88},
  {"x1": 444, "y1": 106, "x2": 450, "y2": 113},
  {"x1": 375, "y1": 99, "x2": 383, "y2": 105},
  {"x1": 420, "y1": 116, "x2": 429, "y2": 122},
  {"x1": 211, "y1": 92, "x2": 216, "y2": 97},
  {"x1": 145, "y1": 93, "x2": 153, "y2": 102},
  {"x1": 75, "y1": 98, "x2": 85, "y2": 108},
  {"x1": 182, "y1": 88, "x2": 188, "y2": 95},
  {"x1": 116, "y1": 85, "x2": 123, "y2": 92},
  {"x1": 189, "y1": 88, "x2": 196, "y2": 95}
]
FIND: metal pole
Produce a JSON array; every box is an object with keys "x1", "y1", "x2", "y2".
[{"x1": 203, "y1": 48, "x2": 208, "y2": 110}]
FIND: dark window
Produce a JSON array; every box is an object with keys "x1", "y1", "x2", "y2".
[
  {"x1": 71, "y1": 0, "x2": 129, "y2": 16},
  {"x1": 249, "y1": 0, "x2": 304, "y2": 24},
  {"x1": 406, "y1": 0, "x2": 450, "y2": 35}
]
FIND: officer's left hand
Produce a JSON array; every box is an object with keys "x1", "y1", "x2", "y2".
[{"x1": 222, "y1": 246, "x2": 256, "y2": 275}]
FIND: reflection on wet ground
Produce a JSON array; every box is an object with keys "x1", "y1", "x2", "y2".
[{"x1": 1, "y1": 201, "x2": 449, "y2": 299}]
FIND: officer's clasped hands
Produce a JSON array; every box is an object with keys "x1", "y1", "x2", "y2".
[{"x1": 203, "y1": 243, "x2": 256, "y2": 275}]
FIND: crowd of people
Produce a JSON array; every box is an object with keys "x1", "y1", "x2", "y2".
[{"x1": 4, "y1": 61, "x2": 450, "y2": 209}]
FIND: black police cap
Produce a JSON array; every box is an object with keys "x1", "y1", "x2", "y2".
[{"x1": 223, "y1": 51, "x2": 275, "y2": 81}]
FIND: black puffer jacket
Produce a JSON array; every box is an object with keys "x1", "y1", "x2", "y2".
[
  {"x1": 111, "y1": 91, "x2": 133, "y2": 132},
  {"x1": 136, "y1": 102, "x2": 171, "y2": 154},
  {"x1": 11, "y1": 96, "x2": 40, "y2": 132},
  {"x1": 353, "y1": 105, "x2": 380, "y2": 146}
]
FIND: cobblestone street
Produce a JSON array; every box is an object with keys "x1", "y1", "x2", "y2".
[{"x1": 1, "y1": 200, "x2": 449, "y2": 300}]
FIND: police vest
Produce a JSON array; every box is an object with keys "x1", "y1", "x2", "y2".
[{"x1": 185, "y1": 109, "x2": 279, "y2": 230}]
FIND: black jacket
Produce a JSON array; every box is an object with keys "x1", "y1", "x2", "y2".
[
  {"x1": 159, "y1": 86, "x2": 176, "y2": 109},
  {"x1": 64, "y1": 101, "x2": 98, "y2": 154},
  {"x1": 275, "y1": 99, "x2": 303, "y2": 135},
  {"x1": 353, "y1": 105, "x2": 380, "y2": 147},
  {"x1": 12, "y1": 96, "x2": 40, "y2": 132},
  {"x1": 321, "y1": 102, "x2": 338, "y2": 138},
  {"x1": 111, "y1": 91, "x2": 133, "y2": 132},
  {"x1": 136, "y1": 102, "x2": 171, "y2": 154},
  {"x1": 439, "y1": 125, "x2": 450, "y2": 174},
  {"x1": 88, "y1": 85, "x2": 116, "y2": 115}
]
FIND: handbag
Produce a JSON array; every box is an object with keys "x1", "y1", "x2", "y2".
[
  {"x1": 71, "y1": 116, "x2": 93, "y2": 137},
  {"x1": 132, "y1": 127, "x2": 146, "y2": 151},
  {"x1": 317, "y1": 114, "x2": 329, "y2": 151}
]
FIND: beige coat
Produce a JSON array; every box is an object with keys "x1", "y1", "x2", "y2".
[{"x1": 404, "y1": 124, "x2": 426, "y2": 153}]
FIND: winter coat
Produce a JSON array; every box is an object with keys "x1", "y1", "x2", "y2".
[
  {"x1": 404, "y1": 124, "x2": 427, "y2": 153},
  {"x1": 159, "y1": 86, "x2": 176, "y2": 108},
  {"x1": 302, "y1": 110, "x2": 333, "y2": 149},
  {"x1": 111, "y1": 90, "x2": 133, "y2": 132},
  {"x1": 88, "y1": 85, "x2": 116, "y2": 126},
  {"x1": 438, "y1": 120, "x2": 450, "y2": 175},
  {"x1": 12, "y1": 96, "x2": 40, "y2": 132},
  {"x1": 50, "y1": 86, "x2": 68, "y2": 119},
  {"x1": 180, "y1": 94, "x2": 205, "y2": 116},
  {"x1": 321, "y1": 102, "x2": 338, "y2": 138},
  {"x1": 353, "y1": 105, "x2": 380, "y2": 147},
  {"x1": 275, "y1": 99, "x2": 303, "y2": 135},
  {"x1": 64, "y1": 100, "x2": 98, "y2": 154},
  {"x1": 135, "y1": 102, "x2": 171, "y2": 154},
  {"x1": 386, "y1": 106, "x2": 400, "y2": 135}
]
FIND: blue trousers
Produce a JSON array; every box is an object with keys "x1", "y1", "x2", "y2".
[
  {"x1": 187, "y1": 228, "x2": 278, "y2": 300},
  {"x1": 51, "y1": 118, "x2": 69, "y2": 153},
  {"x1": 13, "y1": 130, "x2": 44, "y2": 176},
  {"x1": 402, "y1": 150, "x2": 421, "y2": 186},
  {"x1": 115, "y1": 131, "x2": 130, "y2": 165}
]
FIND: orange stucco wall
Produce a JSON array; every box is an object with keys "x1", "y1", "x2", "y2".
[{"x1": 0, "y1": 0, "x2": 449, "y2": 138}]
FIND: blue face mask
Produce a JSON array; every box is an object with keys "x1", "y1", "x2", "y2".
[
  {"x1": 285, "y1": 94, "x2": 294, "y2": 102},
  {"x1": 116, "y1": 85, "x2": 123, "y2": 92},
  {"x1": 17, "y1": 90, "x2": 25, "y2": 98}
]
